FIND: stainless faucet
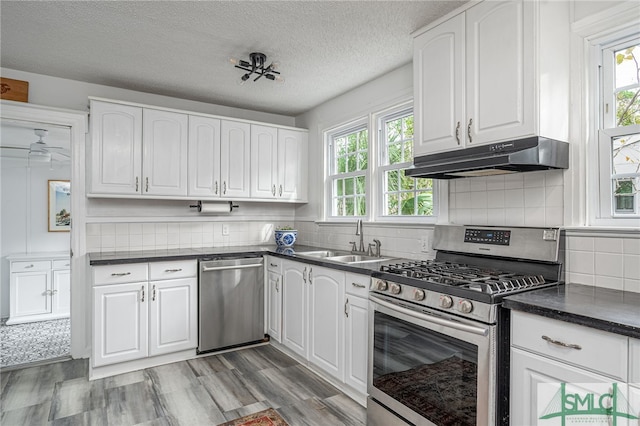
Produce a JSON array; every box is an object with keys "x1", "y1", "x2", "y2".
[
  {"x1": 368, "y1": 239, "x2": 382, "y2": 257},
  {"x1": 350, "y1": 219, "x2": 366, "y2": 254}
]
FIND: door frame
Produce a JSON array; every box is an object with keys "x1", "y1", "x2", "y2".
[{"x1": 1, "y1": 100, "x2": 88, "y2": 358}]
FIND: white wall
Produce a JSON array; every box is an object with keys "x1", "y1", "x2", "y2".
[{"x1": 1, "y1": 158, "x2": 70, "y2": 317}]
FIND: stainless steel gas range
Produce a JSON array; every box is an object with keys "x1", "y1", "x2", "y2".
[{"x1": 367, "y1": 224, "x2": 564, "y2": 426}]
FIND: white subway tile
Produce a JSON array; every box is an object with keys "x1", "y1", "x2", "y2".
[
  {"x1": 545, "y1": 185, "x2": 563, "y2": 207},
  {"x1": 594, "y1": 275, "x2": 623, "y2": 290},
  {"x1": 470, "y1": 191, "x2": 488, "y2": 209},
  {"x1": 469, "y1": 178, "x2": 487, "y2": 192},
  {"x1": 87, "y1": 223, "x2": 101, "y2": 236},
  {"x1": 143, "y1": 234, "x2": 155, "y2": 247},
  {"x1": 524, "y1": 187, "x2": 545, "y2": 208},
  {"x1": 623, "y1": 238, "x2": 640, "y2": 255},
  {"x1": 594, "y1": 253, "x2": 623, "y2": 277},
  {"x1": 524, "y1": 172, "x2": 545, "y2": 188},
  {"x1": 100, "y1": 223, "x2": 115, "y2": 236},
  {"x1": 544, "y1": 207, "x2": 563, "y2": 227},
  {"x1": 524, "y1": 207, "x2": 545, "y2": 227},
  {"x1": 568, "y1": 250, "x2": 595, "y2": 275},
  {"x1": 455, "y1": 179, "x2": 471, "y2": 193},
  {"x1": 470, "y1": 209, "x2": 488, "y2": 225},
  {"x1": 504, "y1": 174, "x2": 524, "y2": 189},
  {"x1": 504, "y1": 208, "x2": 525, "y2": 226},
  {"x1": 167, "y1": 223, "x2": 180, "y2": 234},
  {"x1": 455, "y1": 192, "x2": 472, "y2": 209},
  {"x1": 566, "y1": 236, "x2": 595, "y2": 252},
  {"x1": 155, "y1": 233, "x2": 168, "y2": 247},
  {"x1": 486, "y1": 208, "x2": 506, "y2": 225},
  {"x1": 504, "y1": 189, "x2": 524, "y2": 208},
  {"x1": 115, "y1": 234, "x2": 129, "y2": 249},
  {"x1": 129, "y1": 223, "x2": 143, "y2": 234},
  {"x1": 86, "y1": 235, "x2": 101, "y2": 252},
  {"x1": 101, "y1": 235, "x2": 115, "y2": 250},
  {"x1": 568, "y1": 273, "x2": 594, "y2": 286},
  {"x1": 155, "y1": 223, "x2": 168, "y2": 234},
  {"x1": 596, "y1": 238, "x2": 623, "y2": 254},
  {"x1": 115, "y1": 223, "x2": 129, "y2": 236},
  {"x1": 143, "y1": 223, "x2": 155, "y2": 235},
  {"x1": 486, "y1": 175, "x2": 506, "y2": 191},
  {"x1": 545, "y1": 170, "x2": 564, "y2": 186},
  {"x1": 202, "y1": 222, "x2": 214, "y2": 233},
  {"x1": 486, "y1": 190, "x2": 505, "y2": 208},
  {"x1": 623, "y1": 254, "x2": 640, "y2": 280},
  {"x1": 129, "y1": 234, "x2": 143, "y2": 247},
  {"x1": 624, "y1": 278, "x2": 640, "y2": 293}
]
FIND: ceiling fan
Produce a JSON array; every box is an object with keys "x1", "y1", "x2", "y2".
[{"x1": 1, "y1": 128, "x2": 70, "y2": 161}]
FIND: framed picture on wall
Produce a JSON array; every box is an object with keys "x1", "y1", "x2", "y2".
[{"x1": 48, "y1": 180, "x2": 70, "y2": 232}]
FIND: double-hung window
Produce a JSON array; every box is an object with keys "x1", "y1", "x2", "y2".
[{"x1": 597, "y1": 36, "x2": 640, "y2": 221}]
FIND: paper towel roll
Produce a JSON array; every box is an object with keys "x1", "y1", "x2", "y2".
[{"x1": 199, "y1": 201, "x2": 232, "y2": 214}]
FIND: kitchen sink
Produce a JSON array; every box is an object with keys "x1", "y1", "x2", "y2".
[
  {"x1": 325, "y1": 254, "x2": 391, "y2": 264},
  {"x1": 295, "y1": 250, "x2": 344, "y2": 259}
]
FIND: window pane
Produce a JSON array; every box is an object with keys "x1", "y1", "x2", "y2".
[
  {"x1": 336, "y1": 179, "x2": 344, "y2": 196},
  {"x1": 336, "y1": 139, "x2": 346, "y2": 157},
  {"x1": 615, "y1": 89, "x2": 640, "y2": 126},
  {"x1": 612, "y1": 133, "x2": 640, "y2": 175},
  {"x1": 387, "y1": 194, "x2": 398, "y2": 215},
  {"x1": 387, "y1": 170, "x2": 399, "y2": 191},
  {"x1": 358, "y1": 152, "x2": 368, "y2": 170},
  {"x1": 356, "y1": 196, "x2": 366, "y2": 216},
  {"x1": 358, "y1": 131, "x2": 368, "y2": 151},
  {"x1": 388, "y1": 143, "x2": 402, "y2": 165},
  {"x1": 614, "y1": 44, "x2": 640, "y2": 126},
  {"x1": 615, "y1": 45, "x2": 639, "y2": 88},
  {"x1": 345, "y1": 198, "x2": 354, "y2": 216},
  {"x1": 416, "y1": 177, "x2": 431, "y2": 190},
  {"x1": 356, "y1": 175, "x2": 366, "y2": 195},
  {"x1": 614, "y1": 178, "x2": 636, "y2": 212},
  {"x1": 403, "y1": 140, "x2": 413, "y2": 162},
  {"x1": 337, "y1": 155, "x2": 346, "y2": 173},
  {"x1": 400, "y1": 192, "x2": 416, "y2": 215},
  {"x1": 345, "y1": 177, "x2": 354, "y2": 195},
  {"x1": 335, "y1": 198, "x2": 344, "y2": 216},
  {"x1": 387, "y1": 119, "x2": 401, "y2": 143}
]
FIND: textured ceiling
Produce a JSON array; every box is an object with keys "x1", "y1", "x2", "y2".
[{"x1": 0, "y1": 1, "x2": 467, "y2": 116}]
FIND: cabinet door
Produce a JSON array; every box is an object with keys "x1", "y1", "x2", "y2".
[
  {"x1": 466, "y1": 0, "x2": 534, "y2": 145},
  {"x1": 266, "y1": 271, "x2": 283, "y2": 343},
  {"x1": 281, "y1": 260, "x2": 308, "y2": 358},
  {"x1": 510, "y1": 347, "x2": 620, "y2": 425},
  {"x1": 413, "y1": 13, "x2": 465, "y2": 156},
  {"x1": 142, "y1": 109, "x2": 188, "y2": 196},
  {"x1": 344, "y1": 295, "x2": 368, "y2": 394},
  {"x1": 148, "y1": 278, "x2": 197, "y2": 356},
  {"x1": 251, "y1": 124, "x2": 278, "y2": 198},
  {"x1": 188, "y1": 115, "x2": 221, "y2": 197},
  {"x1": 10, "y1": 271, "x2": 52, "y2": 318},
  {"x1": 93, "y1": 282, "x2": 148, "y2": 367},
  {"x1": 221, "y1": 120, "x2": 251, "y2": 198},
  {"x1": 90, "y1": 101, "x2": 142, "y2": 194},
  {"x1": 277, "y1": 129, "x2": 307, "y2": 201},
  {"x1": 52, "y1": 269, "x2": 71, "y2": 315},
  {"x1": 308, "y1": 266, "x2": 345, "y2": 380}
]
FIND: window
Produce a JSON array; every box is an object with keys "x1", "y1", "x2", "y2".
[
  {"x1": 325, "y1": 103, "x2": 436, "y2": 222},
  {"x1": 378, "y1": 109, "x2": 434, "y2": 218},
  {"x1": 328, "y1": 122, "x2": 368, "y2": 217},
  {"x1": 597, "y1": 38, "x2": 640, "y2": 220}
]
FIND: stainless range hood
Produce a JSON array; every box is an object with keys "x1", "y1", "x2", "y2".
[{"x1": 406, "y1": 137, "x2": 569, "y2": 179}]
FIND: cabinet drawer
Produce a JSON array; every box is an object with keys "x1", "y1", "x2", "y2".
[
  {"x1": 345, "y1": 273, "x2": 370, "y2": 297},
  {"x1": 11, "y1": 260, "x2": 51, "y2": 272},
  {"x1": 52, "y1": 259, "x2": 71, "y2": 269},
  {"x1": 265, "y1": 256, "x2": 283, "y2": 274},
  {"x1": 93, "y1": 263, "x2": 148, "y2": 285},
  {"x1": 511, "y1": 311, "x2": 628, "y2": 381},
  {"x1": 149, "y1": 259, "x2": 197, "y2": 280}
]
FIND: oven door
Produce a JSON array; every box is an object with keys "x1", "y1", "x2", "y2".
[{"x1": 368, "y1": 294, "x2": 496, "y2": 426}]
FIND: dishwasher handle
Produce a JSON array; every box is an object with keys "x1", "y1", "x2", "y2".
[{"x1": 201, "y1": 263, "x2": 263, "y2": 272}]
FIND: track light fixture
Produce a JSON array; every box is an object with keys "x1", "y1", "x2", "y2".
[{"x1": 230, "y1": 52, "x2": 283, "y2": 85}]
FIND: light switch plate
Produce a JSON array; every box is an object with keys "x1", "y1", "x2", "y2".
[{"x1": 222, "y1": 224, "x2": 229, "y2": 236}]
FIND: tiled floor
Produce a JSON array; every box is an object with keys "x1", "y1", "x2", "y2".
[{"x1": 0, "y1": 344, "x2": 367, "y2": 425}]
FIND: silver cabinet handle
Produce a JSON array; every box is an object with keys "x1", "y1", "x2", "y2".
[
  {"x1": 215, "y1": 181, "x2": 218, "y2": 195},
  {"x1": 344, "y1": 297, "x2": 349, "y2": 318},
  {"x1": 52, "y1": 289, "x2": 58, "y2": 294},
  {"x1": 467, "y1": 118, "x2": 473, "y2": 143},
  {"x1": 25, "y1": 264, "x2": 34, "y2": 269},
  {"x1": 303, "y1": 267, "x2": 307, "y2": 283},
  {"x1": 136, "y1": 177, "x2": 139, "y2": 192},
  {"x1": 145, "y1": 177, "x2": 149, "y2": 192},
  {"x1": 270, "y1": 263, "x2": 278, "y2": 267},
  {"x1": 223, "y1": 181, "x2": 227, "y2": 195},
  {"x1": 279, "y1": 184, "x2": 283, "y2": 197},
  {"x1": 141, "y1": 285, "x2": 145, "y2": 302},
  {"x1": 202, "y1": 263, "x2": 262, "y2": 272},
  {"x1": 542, "y1": 335, "x2": 582, "y2": 350},
  {"x1": 272, "y1": 184, "x2": 276, "y2": 196},
  {"x1": 352, "y1": 282, "x2": 366, "y2": 288},
  {"x1": 455, "y1": 121, "x2": 461, "y2": 145},
  {"x1": 164, "y1": 268, "x2": 182, "y2": 272},
  {"x1": 276, "y1": 277, "x2": 279, "y2": 292},
  {"x1": 308, "y1": 267, "x2": 313, "y2": 285},
  {"x1": 111, "y1": 272, "x2": 131, "y2": 277},
  {"x1": 152, "y1": 284, "x2": 156, "y2": 301}
]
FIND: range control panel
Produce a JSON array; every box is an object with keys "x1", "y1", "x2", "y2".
[{"x1": 464, "y1": 228, "x2": 511, "y2": 245}]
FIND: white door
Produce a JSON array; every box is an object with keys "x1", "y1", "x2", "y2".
[
  {"x1": 148, "y1": 278, "x2": 197, "y2": 356},
  {"x1": 277, "y1": 129, "x2": 306, "y2": 201},
  {"x1": 93, "y1": 282, "x2": 148, "y2": 367},
  {"x1": 510, "y1": 347, "x2": 618, "y2": 425},
  {"x1": 466, "y1": 0, "x2": 534, "y2": 145},
  {"x1": 188, "y1": 115, "x2": 221, "y2": 197},
  {"x1": 281, "y1": 260, "x2": 308, "y2": 358},
  {"x1": 251, "y1": 124, "x2": 278, "y2": 198},
  {"x1": 89, "y1": 101, "x2": 142, "y2": 194},
  {"x1": 11, "y1": 271, "x2": 52, "y2": 318},
  {"x1": 413, "y1": 13, "x2": 465, "y2": 156},
  {"x1": 308, "y1": 266, "x2": 345, "y2": 380},
  {"x1": 266, "y1": 270, "x2": 282, "y2": 343},
  {"x1": 221, "y1": 120, "x2": 251, "y2": 198},
  {"x1": 52, "y1": 269, "x2": 71, "y2": 315},
  {"x1": 344, "y1": 295, "x2": 368, "y2": 394},
  {"x1": 142, "y1": 109, "x2": 188, "y2": 196}
]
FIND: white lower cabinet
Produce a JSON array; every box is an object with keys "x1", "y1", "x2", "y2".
[
  {"x1": 510, "y1": 311, "x2": 633, "y2": 424},
  {"x1": 265, "y1": 256, "x2": 283, "y2": 343},
  {"x1": 92, "y1": 260, "x2": 197, "y2": 375},
  {"x1": 279, "y1": 259, "x2": 369, "y2": 401}
]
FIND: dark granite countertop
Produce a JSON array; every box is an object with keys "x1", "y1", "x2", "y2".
[
  {"x1": 504, "y1": 284, "x2": 640, "y2": 339},
  {"x1": 88, "y1": 244, "x2": 395, "y2": 275}
]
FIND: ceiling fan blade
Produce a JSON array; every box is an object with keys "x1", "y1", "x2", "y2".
[{"x1": 0, "y1": 145, "x2": 30, "y2": 151}]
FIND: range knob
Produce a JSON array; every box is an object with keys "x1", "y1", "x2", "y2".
[
  {"x1": 389, "y1": 283, "x2": 401, "y2": 295},
  {"x1": 458, "y1": 299, "x2": 474, "y2": 314},
  {"x1": 374, "y1": 279, "x2": 388, "y2": 291},
  {"x1": 439, "y1": 295, "x2": 453, "y2": 309},
  {"x1": 413, "y1": 289, "x2": 426, "y2": 301}
]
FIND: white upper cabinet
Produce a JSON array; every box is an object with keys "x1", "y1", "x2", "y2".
[
  {"x1": 250, "y1": 125, "x2": 308, "y2": 201},
  {"x1": 188, "y1": 115, "x2": 222, "y2": 197},
  {"x1": 221, "y1": 120, "x2": 251, "y2": 198},
  {"x1": 142, "y1": 109, "x2": 188, "y2": 196},
  {"x1": 413, "y1": 0, "x2": 569, "y2": 157},
  {"x1": 90, "y1": 101, "x2": 142, "y2": 194}
]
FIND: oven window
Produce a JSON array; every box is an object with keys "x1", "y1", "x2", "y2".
[{"x1": 372, "y1": 311, "x2": 478, "y2": 426}]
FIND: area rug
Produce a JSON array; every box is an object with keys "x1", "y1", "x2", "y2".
[
  {"x1": 218, "y1": 408, "x2": 289, "y2": 426},
  {"x1": 0, "y1": 318, "x2": 71, "y2": 368}
]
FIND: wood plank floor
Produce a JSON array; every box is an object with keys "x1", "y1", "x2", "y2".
[{"x1": 0, "y1": 345, "x2": 366, "y2": 425}]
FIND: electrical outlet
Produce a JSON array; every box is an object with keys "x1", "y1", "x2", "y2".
[
  {"x1": 420, "y1": 236, "x2": 430, "y2": 252},
  {"x1": 222, "y1": 224, "x2": 229, "y2": 236}
]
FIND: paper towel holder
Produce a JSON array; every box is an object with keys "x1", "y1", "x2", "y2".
[{"x1": 189, "y1": 201, "x2": 239, "y2": 213}]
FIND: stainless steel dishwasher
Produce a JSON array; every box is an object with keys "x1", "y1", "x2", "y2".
[{"x1": 198, "y1": 256, "x2": 265, "y2": 353}]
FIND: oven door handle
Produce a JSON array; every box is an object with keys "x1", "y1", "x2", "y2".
[{"x1": 370, "y1": 295, "x2": 489, "y2": 336}]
